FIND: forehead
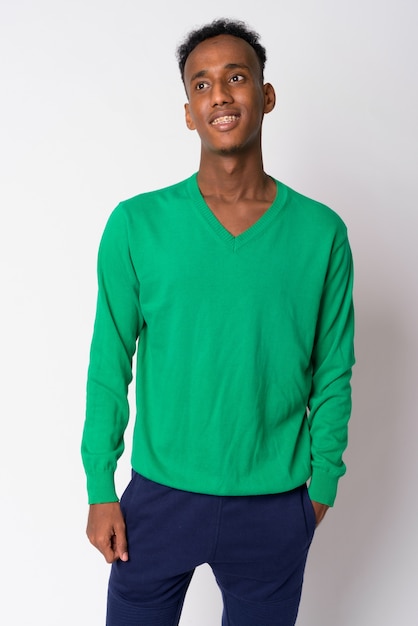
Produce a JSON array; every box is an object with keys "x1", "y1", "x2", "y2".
[{"x1": 184, "y1": 34, "x2": 260, "y2": 79}]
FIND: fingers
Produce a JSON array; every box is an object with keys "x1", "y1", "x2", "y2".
[
  {"x1": 113, "y1": 527, "x2": 129, "y2": 562},
  {"x1": 111, "y1": 516, "x2": 129, "y2": 562},
  {"x1": 102, "y1": 533, "x2": 119, "y2": 564},
  {"x1": 87, "y1": 522, "x2": 117, "y2": 563}
]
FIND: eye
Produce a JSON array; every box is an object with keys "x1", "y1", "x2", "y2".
[
  {"x1": 230, "y1": 74, "x2": 244, "y2": 83},
  {"x1": 195, "y1": 81, "x2": 208, "y2": 91}
]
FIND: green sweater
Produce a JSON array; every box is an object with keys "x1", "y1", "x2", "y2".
[{"x1": 82, "y1": 173, "x2": 354, "y2": 507}]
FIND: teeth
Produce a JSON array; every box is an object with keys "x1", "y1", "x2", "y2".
[{"x1": 212, "y1": 115, "x2": 238, "y2": 125}]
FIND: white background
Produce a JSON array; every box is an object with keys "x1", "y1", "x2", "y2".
[{"x1": 1, "y1": 1, "x2": 417, "y2": 624}]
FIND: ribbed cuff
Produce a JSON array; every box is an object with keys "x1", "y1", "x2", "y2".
[
  {"x1": 86, "y1": 470, "x2": 119, "y2": 504},
  {"x1": 308, "y1": 469, "x2": 339, "y2": 506}
]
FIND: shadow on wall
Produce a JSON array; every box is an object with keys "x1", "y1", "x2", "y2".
[{"x1": 298, "y1": 286, "x2": 405, "y2": 626}]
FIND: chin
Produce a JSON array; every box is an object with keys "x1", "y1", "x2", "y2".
[{"x1": 218, "y1": 144, "x2": 243, "y2": 156}]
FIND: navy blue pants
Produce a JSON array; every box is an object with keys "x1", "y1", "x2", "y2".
[{"x1": 107, "y1": 472, "x2": 316, "y2": 625}]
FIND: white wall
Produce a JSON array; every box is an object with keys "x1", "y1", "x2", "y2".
[{"x1": 1, "y1": 1, "x2": 417, "y2": 624}]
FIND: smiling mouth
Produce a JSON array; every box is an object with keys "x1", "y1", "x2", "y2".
[{"x1": 211, "y1": 115, "x2": 240, "y2": 126}]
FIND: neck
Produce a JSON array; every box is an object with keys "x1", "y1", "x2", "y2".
[{"x1": 197, "y1": 151, "x2": 269, "y2": 200}]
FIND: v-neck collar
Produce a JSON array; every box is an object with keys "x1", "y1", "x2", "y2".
[{"x1": 188, "y1": 172, "x2": 287, "y2": 251}]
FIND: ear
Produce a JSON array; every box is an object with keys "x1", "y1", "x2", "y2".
[
  {"x1": 263, "y1": 83, "x2": 276, "y2": 114},
  {"x1": 184, "y1": 103, "x2": 196, "y2": 130}
]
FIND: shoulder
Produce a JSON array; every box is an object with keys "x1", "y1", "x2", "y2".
[
  {"x1": 281, "y1": 182, "x2": 347, "y2": 227},
  {"x1": 99, "y1": 175, "x2": 195, "y2": 240},
  {"x1": 277, "y1": 180, "x2": 349, "y2": 242},
  {"x1": 116, "y1": 175, "x2": 194, "y2": 219}
]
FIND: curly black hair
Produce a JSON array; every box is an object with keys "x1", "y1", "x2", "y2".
[{"x1": 176, "y1": 18, "x2": 267, "y2": 83}]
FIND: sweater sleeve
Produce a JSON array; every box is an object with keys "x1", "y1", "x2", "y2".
[
  {"x1": 81, "y1": 205, "x2": 143, "y2": 504},
  {"x1": 307, "y1": 227, "x2": 355, "y2": 506}
]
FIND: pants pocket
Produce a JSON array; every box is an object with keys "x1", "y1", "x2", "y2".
[{"x1": 301, "y1": 485, "x2": 316, "y2": 540}]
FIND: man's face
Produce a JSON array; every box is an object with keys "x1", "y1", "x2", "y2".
[{"x1": 183, "y1": 35, "x2": 275, "y2": 156}]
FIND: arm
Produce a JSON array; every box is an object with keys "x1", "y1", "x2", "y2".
[
  {"x1": 81, "y1": 205, "x2": 143, "y2": 508},
  {"x1": 308, "y1": 229, "x2": 355, "y2": 508}
]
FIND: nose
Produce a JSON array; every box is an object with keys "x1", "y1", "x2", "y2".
[{"x1": 211, "y1": 80, "x2": 233, "y2": 107}]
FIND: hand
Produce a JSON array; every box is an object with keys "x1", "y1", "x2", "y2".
[
  {"x1": 86, "y1": 502, "x2": 128, "y2": 563},
  {"x1": 311, "y1": 500, "x2": 329, "y2": 527}
]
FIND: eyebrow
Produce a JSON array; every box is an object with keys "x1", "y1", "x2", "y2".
[{"x1": 189, "y1": 63, "x2": 251, "y2": 83}]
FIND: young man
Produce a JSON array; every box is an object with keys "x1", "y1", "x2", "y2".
[{"x1": 82, "y1": 18, "x2": 355, "y2": 626}]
